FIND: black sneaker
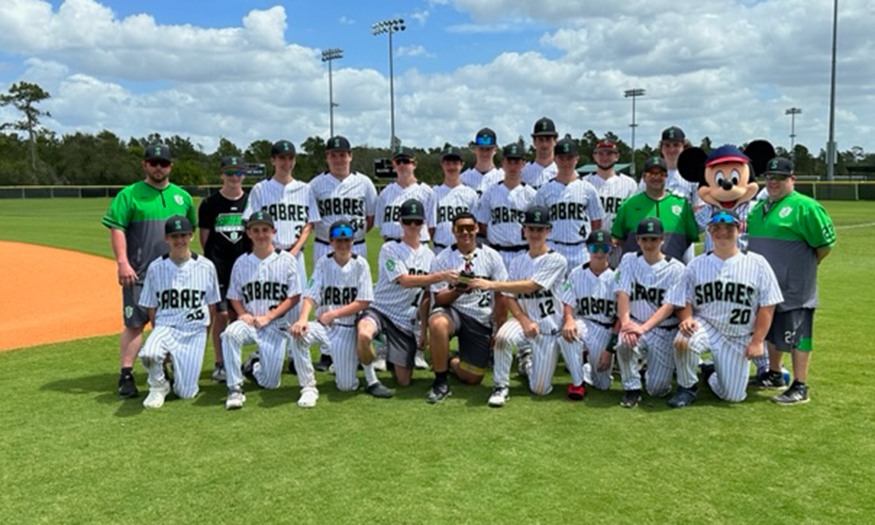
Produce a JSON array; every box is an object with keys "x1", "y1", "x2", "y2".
[
  {"x1": 772, "y1": 381, "x2": 809, "y2": 405},
  {"x1": 668, "y1": 386, "x2": 698, "y2": 408},
  {"x1": 242, "y1": 353, "x2": 260, "y2": 383},
  {"x1": 314, "y1": 354, "x2": 333, "y2": 372},
  {"x1": 620, "y1": 389, "x2": 641, "y2": 408},
  {"x1": 366, "y1": 381, "x2": 394, "y2": 399},
  {"x1": 749, "y1": 370, "x2": 786, "y2": 390},
  {"x1": 211, "y1": 362, "x2": 226, "y2": 383},
  {"x1": 700, "y1": 364, "x2": 716, "y2": 388},
  {"x1": 286, "y1": 357, "x2": 297, "y2": 375},
  {"x1": 118, "y1": 372, "x2": 138, "y2": 398},
  {"x1": 426, "y1": 382, "x2": 451, "y2": 404}
]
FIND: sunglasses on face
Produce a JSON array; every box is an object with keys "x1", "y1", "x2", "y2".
[
  {"x1": 402, "y1": 219, "x2": 424, "y2": 226},
  {"x1": 454, "y1": 224, "x2": 476, "y2": 233},
  {"x1": 394, "y1": 158, "x2": 413, "y2": 165},
  {"x1": 764, "y1": 174, "x2": 789, "y2": 182},
  {"x1": 588, "y1": 244, "x2": 612, "y2": 253},
  {"x1": 148, "y1": 160, "x2": 171, "y2": 168},
  {"x1": 223, "y1": 169, "x2": 245, "y2": 177}
]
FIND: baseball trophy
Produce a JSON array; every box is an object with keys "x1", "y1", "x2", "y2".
[{"x1": 455, "y1": 253, "x2": 475, "y2": 291}]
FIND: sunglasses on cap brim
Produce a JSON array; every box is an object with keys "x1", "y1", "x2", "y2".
[
  {"x1": 223, "y1": 169, "x2": 245, "y2": 176},
  {"x1": 587, "y1": 244, "x2": 612, "y2": 253},
  {"x1": 710, "y1": 214, "x2": 740, "y2": 225},
  {"x1": 330, "y1": 226, "x2": 355, "y2": 239}
]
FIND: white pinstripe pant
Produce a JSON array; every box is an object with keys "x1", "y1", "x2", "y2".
[
  {"x1": 616, "y1": 327, "x2": 677, "y2": 397},
  {"x1": 222, "y1": 321, "x2": 316, "y2": 390},
  {"x1": 674, "y1": 319, "x2": 751, "y2": 402},
  {"x1": 558, "y1": 320, "x2": 614, "y2": 391},
  {"x1": 293, "y1": 322, "x2": 361, "y2": 391},
  {"x1": 494, "y1": 319, "x2": 584, "y2": 395},
  {"x1": 139, "y1": 325, "x2": 207, "y2": 399}
]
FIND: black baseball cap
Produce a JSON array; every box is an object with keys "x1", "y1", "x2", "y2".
[
  {"x1": 392, "y1": 146, "x2": 416, "y2": 161},
  {"x1": 532, "y1": 117, "x2": 558, "y2": 137},
  {"x1": 502, "y1": 142, "x2": 526, "y2": 159},
  {"x1": 636, "y1": 217, "x2": 664, "y2": 237},
  {"x1": 440, "y1": 145, "x2": 463, "y2": 161},
  {"x1": 399, "y1": 199, "x2": 426, "y2": 220},
  {"x1": 221, "y1": 156, "x2": 246, "y2": 169},
  {"x1": 763, "y1": 157, "x2": 794, "y2": 176},
  {"x1": 554, "y1": 137, "x2": 579, "y2": 156},
  {"x1": 144, "y1": 144, "x2": 171, "y2": 162},
  {"x1": 709, "y1": 209, "x2": 741, "y2": 226},
  {"x1": 643, "y1": 156, "x2": 668, "y2": 173},
  {"x1": 165, "y1": 215, "x2": 193, "y2": 235},
  {"x1": 586, "y1": 230, "x2": 612, "y2": 246},
  {"x1": 329, "y1": 220, "x2": 355, "y2": 239},
  {"x1": 246, "y1": 210, "x2": 275, "y2": 229},
  {"x1": 270, "y1": 140, "x2": 296, "y2": 157},
  {"x1": 523, "y1": 205, "x2": 551, "y2": 227},
  {"x1": 474, "y1": 128, "x2": 497, "y2": 147},
  {"x1": 662, "y1": 126, "x2": 686, "y2": 141},
  {"x1": 326, "y1": 136, "x2": 351, "y2": 152}
]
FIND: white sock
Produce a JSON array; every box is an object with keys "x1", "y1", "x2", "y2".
[{"x1": 363, "y1": 363, "x2": 379, "y2": 386}]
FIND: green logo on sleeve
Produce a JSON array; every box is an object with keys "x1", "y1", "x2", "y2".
[
  {"x1": 386, "y1": 259, "x2": 396, "y2": 271},
  {"x1": 307, "y1": 277, "x2": 315, "y2": 287}
]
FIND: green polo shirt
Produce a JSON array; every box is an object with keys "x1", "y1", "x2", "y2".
[
  {"x1": 611, "y1": 191, "x2": 699, "y2": 261},
  {"x1": 748, "y1": 191, "x2": 835, "y2": 311}
]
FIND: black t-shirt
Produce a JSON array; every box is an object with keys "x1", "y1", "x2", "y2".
[{"x1": 198, "y1": 190, "x2": 251, "y2": 285}]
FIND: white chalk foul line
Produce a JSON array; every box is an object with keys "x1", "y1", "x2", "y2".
[{"x1": 835, "y1": 222, "x2": 875, "y2": 230}]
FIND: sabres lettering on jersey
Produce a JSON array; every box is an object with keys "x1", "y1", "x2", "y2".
[
  {"x1": 437, "y1": 205, "x2": 469, "y2": 223},
  {"x1": 631, "y1": 283, "x2": 665, "y2": 305},
  {"x1": 263, "y1": 203, "x2": 309, "y2": 222},
  {"x1": 694, "y1": 281, "x2": 755, "y2": 307},
  {"x1": 157, "y1": 289, "x2": 207, "y2": 309},
  {"x1": 549, "y1": 201, "x2": 588, "y2": 220},
  {"x1": 576, "y1": 297, "x2": 616, "y2": 318},
  {"x1": 519, "y1": 289, "x2": 554, "y2": 300},
  {"x1": 408, "y1": 268, "x2": 427, "y2": 276},
  {"x1": 318, "y1": 197, "x2": 365, "y2": 217},
  {"x1": 242, "y1": 281, "x2": 289, "y2": 303},
  {"x1": 601, "y1": 196, "x2": 624, "y2": 214},
  {"x1": 383, "y1": 205, "x2": 403, "y2": 223},
  {"x1": 491, "y1": 207, "x2": 525, "y2": 224},
  {"x1": 322, "y1": 286, "x2": 358, "y2": 306}
]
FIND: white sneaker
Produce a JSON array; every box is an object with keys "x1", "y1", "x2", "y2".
[
  {"x1": 582, "y1": 363, "x2": 593, "y2": 386},
  {"x1": 414, "y1": 350, "x2": 429, "y2": 370},
  {"x1": 143, "y1": 382, "x2": 171, "y2": 409},
  {"x1": 297, "y1": 387, "x2": 319, "y2": 408},
  {"x1": 225, "y1": 389, "x2": 246, "y2": 410},
  {"x1": 328, "y1": 363, "x2": 336, "y2": 375},
  {"x1": 487, "y1": 385, "x2": 510, "y2": 408},
  {"x1": 373, "y1": 357, "x2": 387, "y2": 372}
]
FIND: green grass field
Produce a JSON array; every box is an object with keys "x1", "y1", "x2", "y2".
[{"x1": 1, "y1": 198, "x2": 874, "y2": 524}]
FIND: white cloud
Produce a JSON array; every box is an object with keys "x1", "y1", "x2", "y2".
[
  {"x1": 339, "y1": 16, "x2": 354, "y2": 25},
  {"x1": 396, "y1": 45, "x2": 435, "y2": 58},
  {"x1": 410, "y1": 9, "x2": 429, "y2": 25}
]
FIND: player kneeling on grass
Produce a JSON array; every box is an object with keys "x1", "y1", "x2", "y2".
[
  {"x1": 426, "y1": 212, "x2": 508, "y2": 403},
  {"x1": 558, "y1": 230, "x2": 619, "y2": 393},
  {"x1": 356, "y1": 199, "x2": 459, "y2": 397},
  {"x1": 139, "y1": 216, "x2": 221, "y2": 408},
  {"x1": 614, "y1": 217, "x2": 685, "y2": 408},
  {"x1": 667, "y1": 210, "x2": 783, "y2": 407},
  {"x1": 291, "y1": 220, "x2": 374, "y2": 393},
  {"x1": 221, "y1": 211, "x2": 317, "y2": 410},
  {"x1": 470, "y1": 206, "x2": 584, "y2": 407}
]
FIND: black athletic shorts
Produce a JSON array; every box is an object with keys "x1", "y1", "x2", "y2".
[
  {"x1": 430, "y1": 306, "x2": 491, "y2": 374},
  {"x1": 767, "y1": 308, "x2": 814, "y2": 352},
  {"x1": 359, "y1": 308, "x2": 417, "y2": 369},
  {"x1": 122, "y1": 283, "x2": 149, "y2": 328}
]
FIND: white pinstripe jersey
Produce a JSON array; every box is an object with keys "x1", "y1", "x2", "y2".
[
  {"x1": 474, "y1": 181, "x2": 537, "y2": 247},
  {"x1": 560, "y1": 264, "x2": 617, "y2": 326},
  {"x1": 140, "y1": 254, "x2": 221, "y2": 328},
  {"x1": 505, "y1": 250, "x2": 568, "y2": 333},
  {"x1": 227, "y1": 249, "x2": 302, "y2": 327},
  {"x1": 310, "y1": 172, "x2": 378, "y2": 243},
  {"x1": 375, "y1": 181, "x2": 436, "y2": 242},
  {"x1": 581, "y1": 173, "x2": 638, "y2": 233},
  {"x1": 638, "y1": 169, "x2": 702, "y2": 207},
  {"x1": 430, "y1": 244, "x2": 508, "y2": 326},
  {"x1": 522, "y1": 161, "x2": 557, "y2": 189},
  {"x1": 616, "y1": 252, "x2": 685, "y2": 328},
  {"x1": 243, "y1": 179, "x2": 320, "y2": 250},
  {"x1": 667, "y1": 251, "x2": 783, "y2": 338},
  {"x1": 534, "y1": 178, "x2": 604, "y2": 244},
  {"x1": 373, "y1": 241, "x2": 436, "y2": 332},
  {"x1": 432, "y1": 183, "x2": 479, "y2": 248},
  {"x1": 306, "y1": 254, "x2": 374, "y2": 326},
  {"x1": 461, "y1": 167, "x2": 501, "y2": 194}
]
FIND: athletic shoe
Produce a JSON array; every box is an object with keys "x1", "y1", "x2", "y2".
[
  {"x1": 620, "y1": 389, "x2": 641, "y2": 408},
  {"x1": 225, "y1": 388, "x2": 246, "y2": 410},
  {"x1": 314, "y1": 354, "x2": 332, "y2": 372},
  {"x1": 749, "y1": 370, "x2": 786, "y2": 390},
  {"x1": 668, "y1": 386, "x2": 698, "y2": 408},
  {"x1": 517, "y1": 349, "x2": 532, "y2": 378},
  {"x1": 297, "y1": 387, "x2": 319, "y2": 408},
  {"x1": 286, "y1": 358, "x2": 297, "y2": 375},
  {"x1": 414, "y1": 350, "x2": 429, "y2": 370},
  {"x1": 426, "y1": 382, "x2": 451, "y2": 404},
  {"x1": 699, "y1": 363, "x2": 716, "y2": 386},
  {"x1": 211, "y1": 362, "x2": 226, "y2": 383},
  {"x1": 582, "y1": 363, "x2": 594, "y2": 386},
  {"x1": 487, "y1": 385, "x2": 510, "y2": 408},
  {"x1": 567, "y1": 383, "x2": 586, "y2": 401},
  {"x1": 242, "y1": 353, "x2": 259, "y2": 383},
  {"x1": 372, "y1": 357, "x2": 388, "y2": 372},
  {"x1": 143, "y1": 381, "x2": 171, "y2": 409},
  {"x1": 365, "y1": 381, "x2": 394, "y2": 398},
  {"x1": 772, "y1": 381, "x2": 809, "y2": 405},
  {"x1": 118, "y1": 372, "x2": 138, "y2": 398},
  {"x1": 328, "y1": 363, "x2": 336, "y2": 375}
]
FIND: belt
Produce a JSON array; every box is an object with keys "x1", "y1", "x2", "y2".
[
  {"x1": 632, "y1": 316, "x2": 679, "y2": 331},
  {"x1": 551, "y1": 239, "x2": 586, "y2": 246},
  {"x1": 588, "y1": 319, "x2": 614, "y2": 329},
  {"x1": 315, "y1": 238, "x2": 365, "y2": 246},
  {"x1": 434, "y1": 243, "x2": 448, "y2": 249},
  {"x1": 494, "y1": 244, "x2": 527, "y2": 252},
  {"x1": 383, "y1": 237, "x2": 401, "y2": 243}
]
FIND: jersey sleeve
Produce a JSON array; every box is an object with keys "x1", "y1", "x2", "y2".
[
  {"x1": 198, "y1": 198, "x2": 215, "y2": 230},
  {"x1": 425, "y1": 187, "x2": 437, "y2": 229},
  {"x1": 757, "y1": 256, "x2": 785, "y2": 307},
  {"x1": 286, "y1": 256, "x2": 302, "y2": 297},
  {"x1": 242, "y1": 185, "x2": 259, "y2": 218},
  {"x1": 101, "y1": 188, "x2": 134, "y2": 231},
  {"x1": 205, "y1": 263, "x2": 221, "y2": 305},
  {"x1": 139, "y1": 261, "x2": 159, "y2": 308},
  {"x1": 429, "y1": 253, "x2": 450, "y2": 293},
  {"x1": 587, "y1": 184, "x2": 605, "y2": 221},
  {"x1": 364, "y1": 179, "x2": 378, "y2": 216},
  {"x1": 490, "y1": 250, "x2": 509, "y2": 281},
  {"x1": 227, "y1": 259, "x2": 245, "y2": 301},
  {"x1": 800, "y1": 201, "x2": 837, "y2": 249},
  {"x1": 682, "y1": 200, "x2": 699, "y2": 242},
  {"x1": 611, "y1": 201, "x2": 628, "y2": 240},
  {"x1": 356, "y1": 258, "x2": 375, "y2": 302},
  {"x1": 473, "y1": 191, "x2": 490, "y2": 224},
  {"x1": 378, "y1": 244, "x2": 408, "y2": 283},
  {"x1": 532, "y1": 253, "x2": 566, "y2": 291},
  {"x1": 559, "y1": 278, "x2": 576, "y2": 308},
  {"x1": 307, "y1": 188, "x2": 321, "y2": 224},
  {"x1": 184, "y1": 192, "x2": 198, "y2": 228},
  {"x1": 532, "y1": 186, "x2": 546, "y2": 208},
  {"x1": 305, "y1": 259, "x2": 325, "y2": 304},
  {"x1": 667, "y1": 264, "x2": 695, "y2": 307},
  {"x1": 615, "y1": 254, "x2": 634, "y2": 295},
  {"x1": 374, "y1": 191, "x2": 386, "y2": 229}
]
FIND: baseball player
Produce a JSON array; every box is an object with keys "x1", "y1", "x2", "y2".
[
  {"x1": 198, "y1": 156, "x2": 252, "y2": 383},
  {"x1": 470, "y1": 206, "x2": 585, "y2": 407},
  {"x1": 668, "y1": 210, "x2": 783, "y2": 407},
  {"x1": 356, "y1": 199, "x2": 459, "y2": 394},
  {"x1": 460, "y1": 128, "x2": 503, "y2": 193},
  {"x1": 558, "y1": 230, "x2": 619, "y2": 393},
  {"x1": 138, "y1": 216, "x2": 221, "y2": 408},
  {"x1": 221, "y1": 211, "x2": 316, "y2": 409},
  {"x1": 291, "y1": 220, "x2": 374, "y2": 393},
  {"x1": 375, "y1": 146, "x2": 436, "y2": 244},
  {"x1": 432, "y1": 145, "x2": 479, "y2": 255},
  {"x1": 102, "y1": 143, "x2": 197, "y2": 398},
  {"x1": 613, "y1": 156, "x2": 699, "y2": 262},
  {"x1": 748, "y1": 158, "x2": 836, "y2": 405},
  {"x1": 426, "y1": 212, "x2": 508, "y2": 403},
  {"x1": 581, "y1": 140, "x2": 638, "y2": 267},
  {"x1": 614, "y1": 217, "x2": 686, "y2": 408},
  {"x1": 521, "y1": 117, "x2": 559, "y2": 189},
  {"x1": 533, "y1": 137, "x2": 604, "y2": 270}
]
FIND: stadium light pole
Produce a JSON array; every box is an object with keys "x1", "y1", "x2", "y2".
[
  {"x1": 624, "y1": 88, "x2": 646, "y2": 177},
  {"x1": 372, "y1": 18, "x2": 406, "y2": 150},
  {"x1": 321, "y1": 48, "x2": 343, "y2": 137},
  {"x1": 826, "y1": 0, "x2": 838, "y2": 181},
  {"x1": 785, "y1": 107, "x2": 802, "y2": 161}
]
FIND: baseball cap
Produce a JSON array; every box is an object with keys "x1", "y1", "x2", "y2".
[
  {"x1": 594, "y1": 140, "x2": 618, "y2": 152},
  {"x1": 326, "y1": 136, "x2": 351, "y2": 152},
  {"x1": 391, "y1": 146, "x2": 416, "y2": 161},
  {"x1": 474, "y1": 128, "x2": 497, "y2": 147},
  {"x1": 144, "y1": 144, "x2": 171, "y2": 162},
  {"x1": 709, "y1": 209, "x2": 741, "y2": 226},
  {"x1": 554, "y1": 137, "x2": 579, "y2": 156},
  {"x1": 706, "y1": 145, "x2": 749, "y2": 167},
  {"x1": 399, "y1": 199, "x2": 426, "y2": 221},
  {"x1": 523, "y1": 205, "x2": 551, "y2": 227},
  {"x1": 329, "y1": 220, "x2": 355, "y2": 239},
  {"x1": 586, "y1": 230, "x2": 612, "y2": 246},
  {"x1": 246, "y1": 210, "x2": 275, "y2": 229},
  {"x1": 662, "y1": 126, "x2": 686, "y2": 142},
  {"x1": 221, "y1": 156, "x2": 246, "y2": 169},
  {"x1": 270, "y1": 140, "x2": 296, "y2": 157},
  {"x1": 532, "y1": 117, "x2": 558, "y2": 137},
  {"x1": 165, "y1": 215, "x2": 193, "y2": 235},
  {"x1": 643, "y1": 156, "x2": 668, "y2": 173},
  {"x1": 763, "y1": 157, "x2": 794, "y2": 176},
  {"x1": 502, "y1": 142, "x2": 526, "y2": 159},
  {"x1": 440, "y1": 145, "x2": 463, "y2": 161},
  {"x1": 636, "y1": 217, "x2": 664, "y2": 237}
]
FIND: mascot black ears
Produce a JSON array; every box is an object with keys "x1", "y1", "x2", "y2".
[{"x1": 677, "y1": 140, "x2": 775, "y2": 210}]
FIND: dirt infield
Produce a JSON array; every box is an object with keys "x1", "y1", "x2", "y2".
[{"x1": 0, "y1": 241, "x2": 122, "y2": 351}]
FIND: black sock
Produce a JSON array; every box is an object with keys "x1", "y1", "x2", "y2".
[
  {"x1": 120, "y1": 367, "x2": 133, "y2": 376},
  {"x1": 215, "y1": 361, "x2": 224, "y2": 367},
  {"x1": 435, "y1": 371, "x2": 448, "y2": 385},
  {"x1": 795, "y1": 380, "x2": 806, "y2": 387}
]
